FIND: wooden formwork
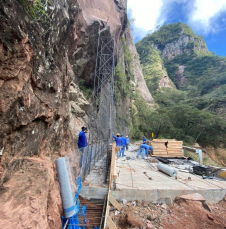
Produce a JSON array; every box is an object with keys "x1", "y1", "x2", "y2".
[
  {"x1": 104, "y1": 142, "x2": 120, "y2": 228},
  {"x1": 151, "y1": 139, "x2": 183, "y2": 157},
  {"x1": 109, "y1": 142, "x2": 118, "y2": 189}
]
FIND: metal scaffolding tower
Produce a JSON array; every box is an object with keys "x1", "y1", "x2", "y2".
[{"x1": 91, "y1": 27, "x2": 115, "y2": 141}]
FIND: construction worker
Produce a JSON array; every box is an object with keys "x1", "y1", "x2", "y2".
[
  {"x1": 112, "y1": 133, "x2": 122, "y2": 158},
  {"x1": 142, "y1": 136, "x2": 147, "y2": 144},
  {"x1": 136, "y1": 144, "x2": 153, "y2": 159},
  {"x1": 120, "y1": 134, "x2": 127, "y2": 157},
  {"x1": 78, "y1": 126, "x2": 88, "y2": 175},
  {"x1": 126, "y1": 135, "x2": 130, "y2": 150},
  {"x1": 78, "y1": 126, "x2": 88, "y2": 152}
]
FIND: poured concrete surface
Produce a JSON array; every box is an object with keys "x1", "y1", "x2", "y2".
[
  {"x1": 81, "y1": 144, "x2": 226, "y2": 203},
  {"x1": 112, "y1": 144, "x2": 226, "y2": 203},
  {"x1": 83, "y1": 155, "x2": 108, "y2": 188}
]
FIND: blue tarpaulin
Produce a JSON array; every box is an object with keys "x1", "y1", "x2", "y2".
[{"x1": 61, "y1": 177, "x2": 86, "y2": 229}]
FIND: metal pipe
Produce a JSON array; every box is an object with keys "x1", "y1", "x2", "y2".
[
  {"x1": 183, "y1": 146, "x2": 203, "y2": 165},
  {"x1": 157, "y1": 163, "x2": 177, "y2": 177}
]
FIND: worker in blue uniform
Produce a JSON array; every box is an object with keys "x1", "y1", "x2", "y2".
[
  {"x1": 112, "y1": 133, "x2": 122, "y2": 158},
  {"x1": 78, "y1": 126, "x2": 89, "y2": 175},
  {"x1": 143, "y1": 136, "x2": 147, "y2": 144},
  {"x1": 120, "y1": 134, "x2": 127, "y2": 157},
  {"x1": 78, "y1": 126, "x2": 88, "y2": 151},
  {"x1": 126, "y1": 136, "x2": 130, "y2": 150},
  {"x1": 136, "y1": 144, "x2": 153, "y2": 159}
]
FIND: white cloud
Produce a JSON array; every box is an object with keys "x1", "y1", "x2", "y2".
[
  {"x1": 128, "y1": 0, "x2": 226, "y2": 42},
  {"x1": 186, "y1": 0, "x2": 226, "y2": 33},
  {"x1": 127, "y1": 0, "x2": 165, "y2": 39}
]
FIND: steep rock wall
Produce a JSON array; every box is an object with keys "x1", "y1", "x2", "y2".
[
  {"x1": 124, "y1": 28, "x2": 155, "y2": 107},
  {"x1": 157, "y1": 62, "x2": 173, "y2": 89},
  {"x1": 136, "y1": 40, "x2": 174, "y2": 94},
  {"x1": 0, "y1": 0, "x2": 127, "y2": 228},
  {"x1": 176, "y1": 65, "x2": 187, "y2": 89},
  {"x1": 154, "y1": 34, "x2": 208, "y2": 60}
]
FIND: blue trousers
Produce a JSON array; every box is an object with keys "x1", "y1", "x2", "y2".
[
  {"x1": 79, "y1": 146, "x2": 88, "y2": 176},
  {"x1": 121, "y1": 145, "x2": 126, "y2": 157},
  {"x1": 136, "y1": 147, "x2": 145, "y2": 159},
  {"x1": 145, "y1": 149, "x2": 149, "y2": 157}
]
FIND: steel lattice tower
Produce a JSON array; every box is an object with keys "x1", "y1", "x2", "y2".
[{"x1": 90, "y1": 27, "x2": 115, "y2": 141}]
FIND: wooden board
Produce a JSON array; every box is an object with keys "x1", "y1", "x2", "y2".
[
  {"x1": 167, "y1": 151, "x2": 183, "y2": 153},
  {"x1": 109, "y1": 194, "x2": 121, "y2": 211},
  {"x1": 152, "y1": 139, "x2": 175, "y2": 142},
  {"x1": 113, "y1": 159, "x2": 117, "y2": 180},
  {"x1": 109, "y1": 142, "x2": 117, "y2": 189},
  {"x1": 152, "y1": 148, "x2": 167, "y2": 150},
  {"x1": 104, "y1": 190, "x2": 110, "y2": 229},
  {"x1": 153, "y1": 151, "x2": 167, "y2": 154},
  {"x1": 106, "y1": 215, "x2": 117, "y2": 229},
  {"x1": 152, "y1": 145, "x2": 166, "y2": 149},
  {"x1": 167, "y1": 145, "x2": 183, "y2": 147},
  {"x1": 167, "y1": 141, "x2": 183, "y2": 144},
  {"x1": 152, "y1": 146, "x2": 166, "y2": 147},
  {"x1": 152, "y1": 154, "x2": 168, "y2": 157},
  {"x1": 167, "y1": 149, "x2": 183, "y2": 151},
  {"x1": 168, "y1": 151, "x2": 182, "y2": 155}
]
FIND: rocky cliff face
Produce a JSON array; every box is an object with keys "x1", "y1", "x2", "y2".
[
  {"x1": 0, "y1": 0, "x2": 134, "y2": 228},
  {"x1": 124, "y1": 28, "x2": 155, "y2": 107},
  {"x1": 154, "y1": 34, "x2": 208, "y2": 60},
  {"x1": 157, "y1": 62, "x2": 173, "y2": 89},
  {"x1": 176, "y1": 65, "x2": 187, "y2": 89}
]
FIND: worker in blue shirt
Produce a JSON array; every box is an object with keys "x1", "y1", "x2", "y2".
[
  {"x1": 112, "y1": 133, "x2": 122, "y2": 158},
  {"x1": 126, "y1": 136, "x2": 130, "y2": 150},
  {"x1": 136, "y1": 144, "x2": 153, "y2": 159},
  {"x1": 78, "y1": 126, "x2": 88, "y2": 151},
  {"x1": 78, "y1": 126, "x2": 88, "y2": 175},
  {"x1": 143, "y1": 136, "x2": 147, "y2": 144},
  {"x1": 120, "y1": 134, "x2": 127, "y2": 157}
]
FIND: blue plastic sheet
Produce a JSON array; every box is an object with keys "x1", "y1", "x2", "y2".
[{"x1": 61, "y1": 177, "x2": 86, "y2": 229}]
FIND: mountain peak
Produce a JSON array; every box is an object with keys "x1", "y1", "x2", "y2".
[{"x1": 137, "y1": 22, "x2": 209, "y2": 60}]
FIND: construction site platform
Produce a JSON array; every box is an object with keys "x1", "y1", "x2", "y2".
[
  {"x1": 80, "y1": 144, "x2": 226, "y2": 204},
  {"x1": 112, "y1": 144, "x2": 226, "y2": 203}
]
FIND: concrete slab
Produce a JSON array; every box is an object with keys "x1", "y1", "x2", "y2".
[
  {"x1": 81, "y1": 144, "x2": 226, "y2": 204},
  {"x1": 113, "y1": 144, "x2": 226, "y2": 203},
  {"x1": 83, "y1": 155, "x2": 108, "y2": 188}
]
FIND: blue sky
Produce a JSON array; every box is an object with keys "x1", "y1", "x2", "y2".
[{"x1": 128, "y1": 0, "x2": 226, "y2": 56}]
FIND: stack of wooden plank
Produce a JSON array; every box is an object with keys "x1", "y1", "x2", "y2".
[
  {"x1": 151, "y1": 139, "x2": 168, "y2": 156},
  {"x1": 151, "y1": 139, "x2": 183, "y2": 157},
  {"x1": 167, "y1": 140, "x2": 183, "y2": 157}
]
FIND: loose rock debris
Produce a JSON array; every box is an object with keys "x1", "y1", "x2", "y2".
[{"x1": 110, "y1": 195, "x2": 226, "y2": 229}]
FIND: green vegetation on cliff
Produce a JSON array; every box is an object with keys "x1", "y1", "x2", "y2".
[
  {"x1": 18, "y1": 0, "x2": 51, "y2": 21},
  {"x1": 164, "y1": 54, "x2": 226, "y2": 95},
  {"x1": 137, "y1": 44, "x2": 164, "y2": 94},
  {"x1": 137, "y1": 22, "x2": 205, "y2": 50}
]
